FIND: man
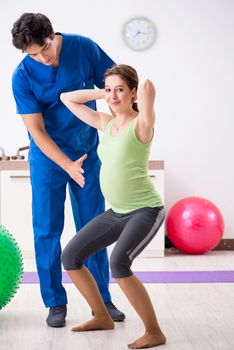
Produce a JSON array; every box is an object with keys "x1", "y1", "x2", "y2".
[{"x1": 11, "y1": 12, "x2": 125, "y2": 327}]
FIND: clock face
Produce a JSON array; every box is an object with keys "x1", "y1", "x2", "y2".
[{"x1": 122, "y1": 17, "x2": 156, "y2": 51}]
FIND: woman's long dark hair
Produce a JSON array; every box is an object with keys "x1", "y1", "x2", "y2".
[{"x1": 104, "y1": 64, "x2": 139, "y2": 112}]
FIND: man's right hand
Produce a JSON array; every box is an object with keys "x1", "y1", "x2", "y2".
[{"x1": 66, "y1": 154, "x2": 88, "y2": 187}]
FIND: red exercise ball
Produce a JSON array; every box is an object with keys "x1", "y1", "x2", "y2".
[{"x1": 166, "y1": 197, "x2": 224, "y2": 254}]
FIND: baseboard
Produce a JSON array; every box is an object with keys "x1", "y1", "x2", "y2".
[
  {"x1": 214, "y1": 239, "x2": 234, "y2": 250},
  {"x1": 165, "y1": 236, "x2": 234, "y2": 251}
]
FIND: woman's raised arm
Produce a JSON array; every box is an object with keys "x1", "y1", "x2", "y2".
[
  {"x1": 60, "y1": 89, "x2": 112, "y2": 131},
  {"x1": 135, "y1": 79, "x2": 156, "y2": 144}
]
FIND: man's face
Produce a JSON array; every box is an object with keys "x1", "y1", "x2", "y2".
[{"x1": 25, "y1": 36, "x2": 58, "y2": 66}]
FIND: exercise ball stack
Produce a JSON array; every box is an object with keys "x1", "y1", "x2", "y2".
[
  {"x1": 166, "y1": 197, "x2": 224, "y2": 254},
  {"x1": 0, "y1": 225, "x2": 24, "y2": 309}
]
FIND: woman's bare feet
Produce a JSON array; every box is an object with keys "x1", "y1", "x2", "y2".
[
  {"x1": 71, "y1": 315, "x2": 115, "y2": 332},
  {"x1": 128, "y1": 330, "x2": 166, "y2": 349}
]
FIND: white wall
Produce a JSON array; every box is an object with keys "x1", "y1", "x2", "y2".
[{"x1": 0, "y1": 0, "x2": 233, "y2": 238}]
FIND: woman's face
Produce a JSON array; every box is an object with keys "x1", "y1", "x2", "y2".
[{"x1": 104, "y1": 75, "x2": 136, "y2": 113}]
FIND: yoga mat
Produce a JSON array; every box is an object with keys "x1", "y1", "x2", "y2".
[{"x1": 21, "y1": 270, "x2": 234, "y2": 284}]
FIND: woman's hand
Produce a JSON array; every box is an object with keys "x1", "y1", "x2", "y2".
[{"x1": 137, "y1": 79, "x2": 156, "y2": 103}]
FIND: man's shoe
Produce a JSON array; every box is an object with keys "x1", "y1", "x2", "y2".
[
  {"x1": 46, "y1": 305, "x2": 67, "y2": 327},
  {"x1": 104, "y1": 302, "x2": 125, "y2": 322}
]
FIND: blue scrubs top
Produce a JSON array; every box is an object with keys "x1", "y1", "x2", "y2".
[{"x1": 12, "y1": 34, "x2": 115, "y2": 165}]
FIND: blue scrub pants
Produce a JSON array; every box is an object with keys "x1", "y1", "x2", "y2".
[{"x1": 30, "y1": 161, "x2": 111, "y2": 308}]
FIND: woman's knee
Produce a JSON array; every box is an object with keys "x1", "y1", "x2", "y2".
[
  {"x1": 61, "y1": 245, "x2": 82, "y2": 270},
  {"x1": 110, "y1": 253, "x2": 132, "y2": 278}
]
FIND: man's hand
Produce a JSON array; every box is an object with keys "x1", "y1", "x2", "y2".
[{"x1": 66, "y1": 154, "x2": 87, "y2": 187}]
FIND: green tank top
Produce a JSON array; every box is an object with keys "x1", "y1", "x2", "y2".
[{"x1": 97, "y1": 118, "x2": 163, "y2": 213}]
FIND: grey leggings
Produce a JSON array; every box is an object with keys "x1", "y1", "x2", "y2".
[{"x1": 62, "y1": 206, "x2": 165, "y2": 278}]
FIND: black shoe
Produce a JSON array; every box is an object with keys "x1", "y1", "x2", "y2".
[
  {"x1": 46, "y1": 305, "x2": 67, "y2": 327},
  {"x1": 104, "y1": 302, "x2": 125, "y2": 322}
]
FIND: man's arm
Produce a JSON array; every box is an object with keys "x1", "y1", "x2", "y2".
[
  {"x1": 81, "y1": 36, "x2": 115, "y2": 89},
  {"x1": 21, "y1": 113, "x2": 86, "y2": 187}
]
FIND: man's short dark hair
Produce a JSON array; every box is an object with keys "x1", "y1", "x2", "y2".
[{"x1": 11, "y1": 13, "x2": 54, "y2": 52}]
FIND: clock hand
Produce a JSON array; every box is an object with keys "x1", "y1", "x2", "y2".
[{"x1": 134, "y1": 31, "x2": 150, "y2": 38}]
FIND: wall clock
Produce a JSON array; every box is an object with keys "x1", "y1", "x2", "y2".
[{"x1": 122, "y1": 17, "x2": 156, "y2": 51}]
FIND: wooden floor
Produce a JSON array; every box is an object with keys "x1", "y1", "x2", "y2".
[{"x1": 1, "y1": 251, "x2": 234, "y2": 350}]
